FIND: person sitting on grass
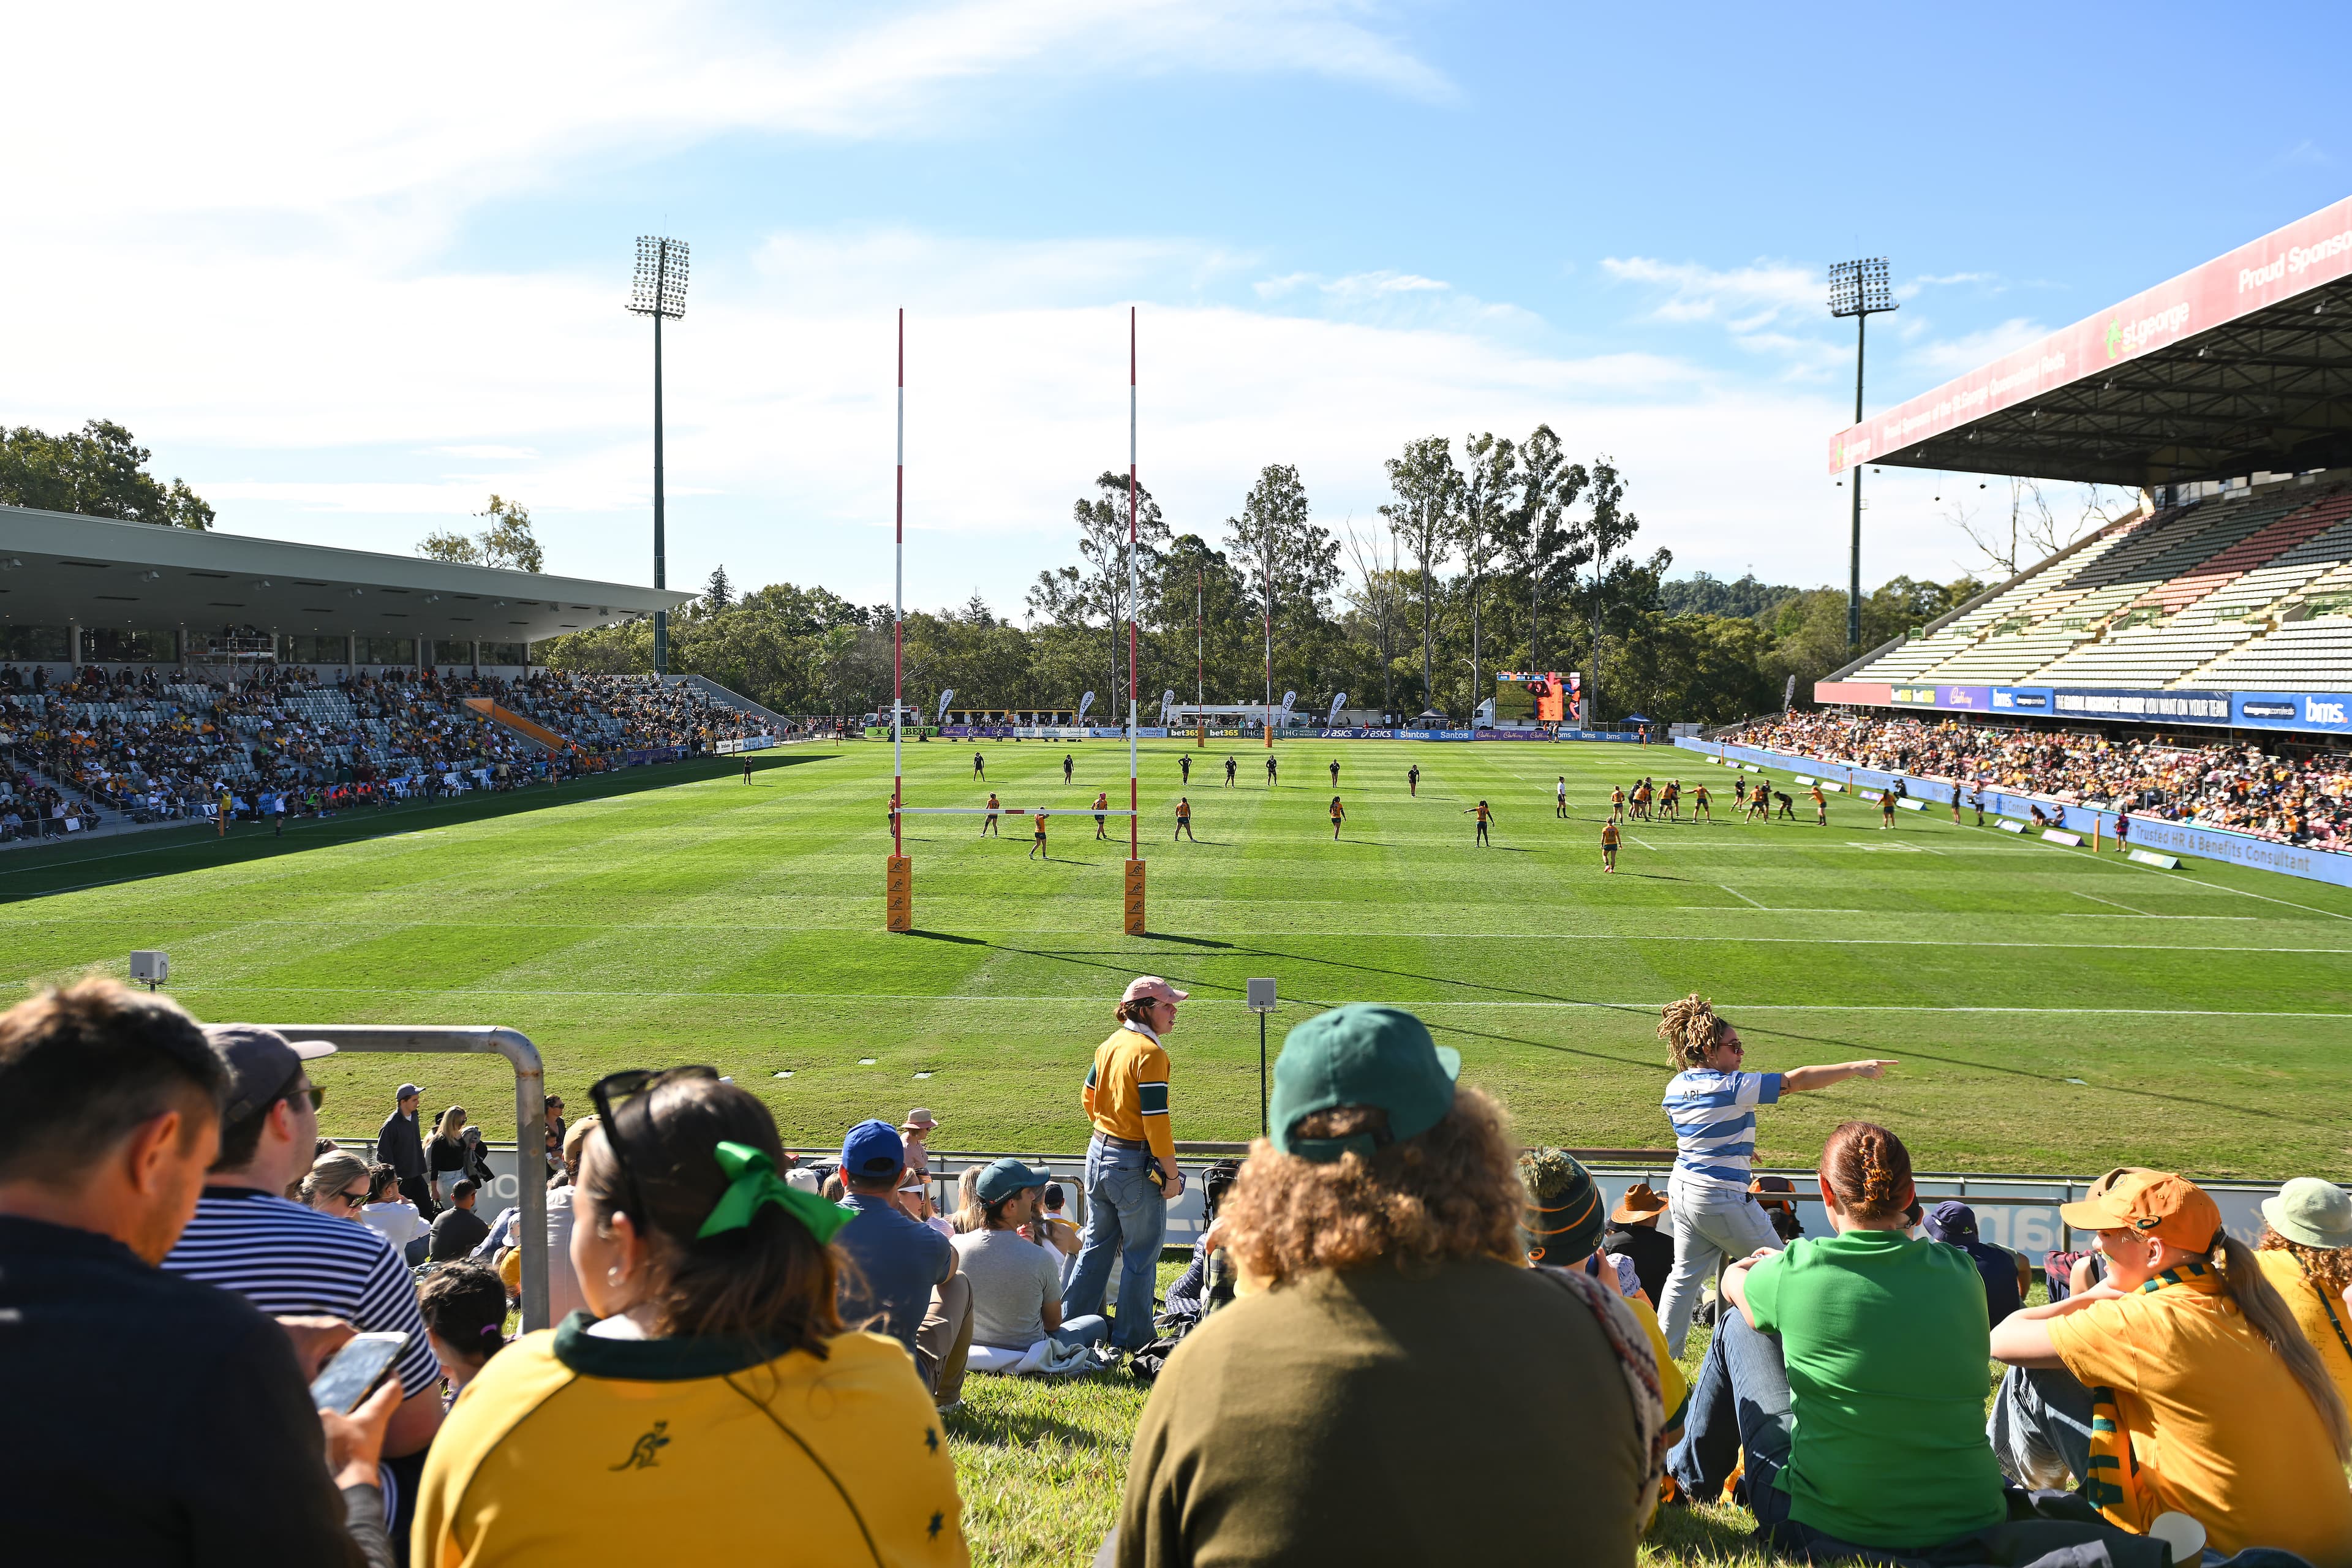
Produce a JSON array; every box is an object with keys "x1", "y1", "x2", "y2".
[
  {"x1": 301, "y1": 1149, "x2": 374, "y2": 1219},
  {"x1": 1521, "y1": 1148, "x2": 1687, "y2": 1447},
  {"x1": 427, "y1": 1177, "x2": 488, "y2": 1262},
  {"x1": 1159, "y1": 1159, "x2": 1242, "y2": 1330},
  {"x1": 953, "y1": 1158, "x2": 1108, "y2": 1358},
  {"x1": 415, "y1": 1069, "x2": 968, "y2": 1564},
  {"x1": 1923, "y1": 1198, "x2": 2024, "y2": 1327},
  {"x1": 1601, "y1": 1179, "x2": 1673, "y2": 1307},
  {"x1": 2254, "y1": 1177, "x2": 2352, "y2": 1413},
  {"x1": 1115, "y1": 1004, "x2": 1665, "y2": 1567},
  {"x1": 1673, "y1": 1121, "x2": 2158, "y2": 1562},
  {"x1": 833, "y1": 1118, "x2": 974, "y2": 1414},
  {"x1": 1988, "y1": 1168, "x2": 2352, "y2": 1564},
  {"x1": 417, "y1": 1260, "x2": 507, "y2": 1403}
]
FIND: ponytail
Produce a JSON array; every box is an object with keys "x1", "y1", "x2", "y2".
[{"x1": 2216, "y1": 1234, "x2": 2351, "y2": 1463}]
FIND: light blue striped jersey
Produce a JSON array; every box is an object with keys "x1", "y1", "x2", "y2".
[{"x1": 1662, "y1": 1069, "x2": 1784, "y2": 1192}]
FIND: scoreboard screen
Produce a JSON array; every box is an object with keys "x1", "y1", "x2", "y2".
[{"x1": 1494, "y1": 671, "x2": 1575, "y2": 724}]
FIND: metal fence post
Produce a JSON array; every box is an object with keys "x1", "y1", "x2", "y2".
[{"x1": 269, "y1": 1025, "x2": 548, "y2": 1330}]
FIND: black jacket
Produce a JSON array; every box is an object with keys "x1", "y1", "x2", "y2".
[
  {"x1": 0, "y1": 1215, "x2": 370, "y2": 1566},
  {"x1": 375, "y1": 1107, "x2": 425, "y2": 1178}
]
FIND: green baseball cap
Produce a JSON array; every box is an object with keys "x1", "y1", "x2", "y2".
[{"x1": 1269, "y1": 1004, "x2": 1460, "y2": 1163}]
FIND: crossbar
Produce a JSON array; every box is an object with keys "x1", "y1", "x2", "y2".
[
  {"x1": 894, "y1": 807, "x2": 1139, "y2": 816},
  {"x1": 263, "y1": 1025, "x2": 549, "y2": 1330}
]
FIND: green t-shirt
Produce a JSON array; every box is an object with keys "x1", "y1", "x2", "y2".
[
  {"x1": 1743, "y1": 1229, "x2": 2006, "y2": 1548},
  {"x1": 1118, "y1": 1257, "x2": 1643, "y2": 1567}
]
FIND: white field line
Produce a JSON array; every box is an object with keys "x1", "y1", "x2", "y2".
[
  {"x1": 1719, "y1": 885, "x2": 1767, "y2": 908},
  {"x1": 2070, "y1": 890, "x2": 2155, "y2": 916},
  {"x1": 126, "y1": 984, "x2": 2352, "y2": 1018}
]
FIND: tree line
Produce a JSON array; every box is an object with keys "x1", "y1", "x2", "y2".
[{"x1": 543, "y1": 432, "x2": 1986, "y2": 726}]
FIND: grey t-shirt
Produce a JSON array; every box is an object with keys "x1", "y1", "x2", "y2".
[{"x1": 954, "y1": 1227, "x2": 1063, "y2": 1349}]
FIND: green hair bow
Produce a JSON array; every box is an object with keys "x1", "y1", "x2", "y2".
[{"x1": 697, "y1": 1140, "x2": 854, "y2": 1245}]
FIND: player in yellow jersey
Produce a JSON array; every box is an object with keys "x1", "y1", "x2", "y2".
[
  {"x1": 1174, "y1": 796, "x2": 1196, "y2": 842},
  {"x1": 1691, "y1": 782, "x2": 1711, "y2": 822},
  {"x1": 1609, "y1": 785, "x2": 1626, "y2": 823},
  {"x1": 981, "y1": 791, "x2": 1001, "y2": 835},
  {"x1": 1811, "y1": 784, "x2": 1828, "y2": 826},
  {"x1": 1600, "y1": 817, "x2": 1620, "y2": 872},
  {"x1": 1093, "y1": 790, "x2": 1110, "y2": 839},
  {"x1": 1463, "y1": 799, "x2": 1495, "y2": 846},
  {"x1": 1029, "y1": 811, "x2": 1049, "y2": 860},
  {"x1": 1329, "y1": 795, "x2": 1346, "y2": 839}
]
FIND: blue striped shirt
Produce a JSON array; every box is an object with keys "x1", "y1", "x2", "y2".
[
  {"x1": 1662, "y1": 1069, "x2": 1784, "y2": 1192},
  {"x1": 162, "y1": 1187, "x2": 442, "y2": 1403}
]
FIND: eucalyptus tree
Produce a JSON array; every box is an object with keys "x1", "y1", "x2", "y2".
[
  {"x1": 1500, "y1": 426, "x2": 1588, "y2": 672},
  {"x1": 1582, "y1": 457, "x2": 1642, "y2": 723},
  {"x1": 1030, "y1": 470, "x2": 1168, "y2": 705},
  {"x1": 1379, "y1": 436, "x2": 1460, "y2": 714},
  {"x1": 1223, "y1": 463, "x2": 1336, "y2": 725},
  {"x1": 1453, "y1": 432, "x2": 1515, "y2": 715}
]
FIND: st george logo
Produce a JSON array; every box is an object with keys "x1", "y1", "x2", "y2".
[{"x1": 611, "y1": 1420, "x2": 671, "y2": 1471}]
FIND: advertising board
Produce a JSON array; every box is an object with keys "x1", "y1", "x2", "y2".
[
  {"x1": 1830, "y1": 193, "x2": 2352, "y2": 472},
  {"x1": 2052, "y1": 688, "x2": 2230, "y2": 724},
  {"x1": 2232, "y1": 690, "x2": 2352, "y2": 734}
]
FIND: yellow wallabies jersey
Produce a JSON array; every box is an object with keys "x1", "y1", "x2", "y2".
[{"x1": 415, "y1": 1316, "x2": 968, "y2": 1567}]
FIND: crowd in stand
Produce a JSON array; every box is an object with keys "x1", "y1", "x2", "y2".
[
  {"x1": 0, "y1": 665, "x2": 772, "y2": 840},
  {"x1": 6, "y1": 974, "x2": 2350, "y2": 1566},
  {"x1": 1727, "y1": 710, "x2": 2352, "y2": 851}
]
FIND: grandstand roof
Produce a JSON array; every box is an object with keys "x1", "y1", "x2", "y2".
[
  {"x1": 0, "y1": 505, "x2": 691, "y2": 645},
  {"x1": 1830, "y1": 195, "x2": 2352, "y2": 488}
]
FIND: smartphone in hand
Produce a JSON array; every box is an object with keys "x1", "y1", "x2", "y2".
[{"x1": 308, "y1": 1331, "x2": 408, "y2": 1414}]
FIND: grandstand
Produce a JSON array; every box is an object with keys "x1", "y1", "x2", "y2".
[
  {"x1": 0, "y1": 505, "x2": 783, "y2": 840},
  {"x1": 1822, "y1": 194, "x2": 2352, "y2": 745}
]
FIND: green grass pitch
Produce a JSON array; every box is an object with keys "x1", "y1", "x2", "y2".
[{"x1": 4, "y1": 739, "x2": 2347, "y2": 1178}]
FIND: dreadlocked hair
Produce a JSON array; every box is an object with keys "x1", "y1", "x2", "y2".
[
  {"x1": 2217, "y1": 1232, "x2": 2352, "y2": 1463},
  {"x1": 1658, "y1": 994, "x2": 1727, "y2": 1071}
]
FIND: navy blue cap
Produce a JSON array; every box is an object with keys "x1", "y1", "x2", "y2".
[
  {"x1": 1924, "y1": 1200, "x2": 1978, "y2": 1242},
  {"x1": 840, "y1": 1119, "x2": 905, "y2": 1183}
]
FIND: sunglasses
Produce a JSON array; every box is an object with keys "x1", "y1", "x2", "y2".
[
  {"x1": 589, "y1": 1066, "x2": 719, "y2": 1231},
  {"x1": 335, "y1": 1187, "x2": 369, "y2": 1208}
]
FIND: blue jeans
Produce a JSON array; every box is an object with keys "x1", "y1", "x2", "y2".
[
  {"x1": 1670, "y1": 1308, "x2": 1794, "y2": 1521},
  {"x1": 1061, "y1": 1136, "x2": 1166, "y2": 1349},
  {"x1": 1051, "y1": 1313, "x2": 1110, "y2": 1349}
]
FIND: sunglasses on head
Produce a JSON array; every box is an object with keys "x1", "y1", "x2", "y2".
[{"x1": 589, "y1": 1066, "x2": 720, "y2": 1231}]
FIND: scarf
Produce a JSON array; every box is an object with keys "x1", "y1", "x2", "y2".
[
  {"x1": 1535, "y1": 1265, "x2": 1667, "y2": 1520},
  {"x1": 2082, "y1": 1259, "x2": 2223, "y2": 1531}
]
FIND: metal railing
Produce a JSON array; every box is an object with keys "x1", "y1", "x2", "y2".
[{"x1": 281, "y1": 1025, "x2": 548, "y2": 1329}]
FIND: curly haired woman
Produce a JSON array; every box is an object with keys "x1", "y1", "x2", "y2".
[
  {"x1": 1117, "y1": 1005, "x2": 1665, "y2": 1567},
  {"x1": 1654, "y1": 994, "x2": 1893, "y2": 1354}
]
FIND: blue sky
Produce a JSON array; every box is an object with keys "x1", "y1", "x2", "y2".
[{"x1": 9, "y1": 2, "x2": 2349, "y2": 611}]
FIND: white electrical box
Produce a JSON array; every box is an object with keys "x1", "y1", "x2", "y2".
[{"x1": 129, "y1": 951, "x2": 170, "y2": 984}]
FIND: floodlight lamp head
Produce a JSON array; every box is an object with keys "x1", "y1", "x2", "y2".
[
  {"x1": 628, "y1": 235, "x2": 690, "y2": 320},
  {"x1": 1828, "y1": 257, "x2": 1895, "y2": 318}
]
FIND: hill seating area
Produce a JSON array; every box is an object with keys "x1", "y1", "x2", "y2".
[
  {"x1": 0, "y1": 665, "x2": 771, "y2": 836},
  {"x1": 1845, "y1": 477, "x2": 2352, "y2": 691},
  {"x1": 1726, "y1": 710, "x2": 2352, "y2": 851}
]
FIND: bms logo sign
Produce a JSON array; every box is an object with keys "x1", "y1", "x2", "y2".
[{"x1": 2309, "y1": 697, "x2": 2350, "y2": 726}]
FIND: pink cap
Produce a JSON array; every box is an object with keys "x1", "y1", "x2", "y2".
[{"x1": 1122, "y1": 976, "x2": 1189, "y2": 1005}]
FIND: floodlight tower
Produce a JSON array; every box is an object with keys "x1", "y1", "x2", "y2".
[
  {"x1": 628, "y1": 236, "x2": 690, "y2": 674},
  {"x1": 1828, "y1": 257, "x2": 1895, "y2": 654}
]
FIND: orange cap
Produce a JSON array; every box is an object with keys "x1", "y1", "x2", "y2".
[{"x1": 2059, "y1": 1167, "x2": 2223, "y2": 1251}]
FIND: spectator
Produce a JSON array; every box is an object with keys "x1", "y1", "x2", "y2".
[
  {"x1": 1159, "y1": 1161, "x2": 1240, "y2": 1329},
  {"x1": 301, "y1": 1148, "x2": 374, "y2": 1217},
  {"x1": 0, "y1": 980, "x2": 398, "y2": 1565},
  {"x1": 1749, "y1": 1173, "x2": 1807, "y2": 1244},
  {"x1": 415, "y1": 1068, "x2": 965, "y2": 1562},
  {"x1": 900, "y1": 1106, "x2": 938, "y2": 1180},
  {"x1": 834, "y1": 1118, "x2": 974, "y2": 1414},
  {"x1": 426, "y1": 1105, "x2": 470, "y2": 1206},
  {"x1": 1666, "y1": 1122, "x2": 2140, "y2": 1559},
  {"x1": 2255, "y1": 1177, "x2": 2352, "y2": 1413},
  {"x1": 162, "y1": 1025, "x2": 447, "y2": 1479},
  {"x1": 541, "y1": 1093, "x2": 567, "y2": 1175},
  {"x1": 1602, "y1": 1180, "x2": 1673, "y2": 1306},
  {"x1": 533, "y1": 1114, "x2": 600, "y2": 1324},
  {"x1": 948, "y1": 1164, "x2": 983, "y2": 1234},
  {"x1": 1523, "y1": 1148, "x2": 1689, "y2": 1448},
  {"x1": 1117, "y1": 1004, "x2": 1664, "y2": 1566},
  {"x1": 358, "y1": 1161, "x2": 426, "y2": 1253},
  {"x1": 955, "y1": 1158, "x2": 1109, "y2": 1356},
  {"x1": 1923, "y1": 1199, "x2": 2024, "y2": 1326},
  {"x1": 1653, "y1": 993, "x2": 1895, "y2": 1354},
  {"x1": 417, "y1": 1261, "x2": 507, "y2": 1401},
  {"x1": 376, "y1": 1082, "x2": 434, "y2": 1218},
  {"x1": 429, "y1": 1177, "x2": 489, "y2": 1261},
  {"x1": 1036, "y1": 1182, "x2": 1081, "y2": 1262},
  {"x1": 1065, "y1": 976, "x2": 1188, "y2": 1351},
  {"x1": 1988, "y1": 1167, "x2": 2352, "y2": 1561},
  {"x1": 459, "y1": 1121, "x2": 494, "y2": 1186}
]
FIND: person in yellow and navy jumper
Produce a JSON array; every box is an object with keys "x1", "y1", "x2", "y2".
[
  {"x1": 1062, "y1": 977, "x2": 1188, "y2": 1351},
  {"x1": 413, "y1": 1069, "x2": 968, "y2": 1566}
]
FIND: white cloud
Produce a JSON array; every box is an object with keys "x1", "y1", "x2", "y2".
[
  {"x1": 1903, "y1": 317, "x2": 2051, "y2": 376},
  {"x1": 1600, "y1": 257, "x2": 1822, "y2": 325}
]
